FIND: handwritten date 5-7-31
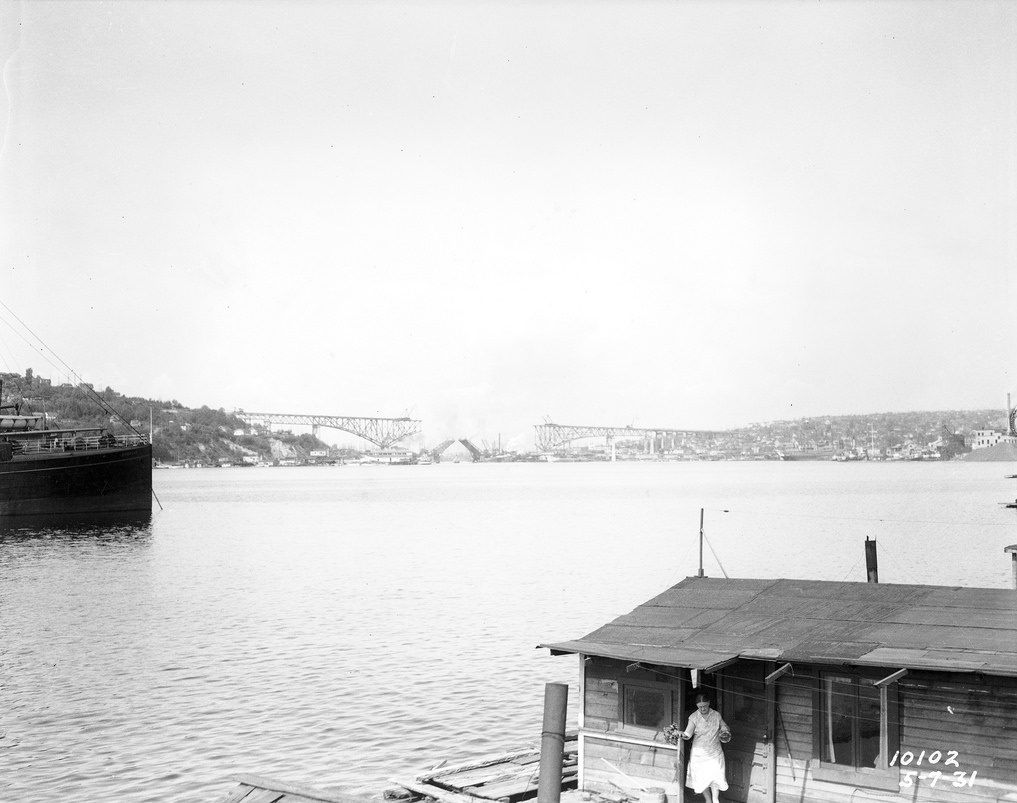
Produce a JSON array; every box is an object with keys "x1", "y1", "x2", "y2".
[{"x1": 889, "y1": 750, "x2": 977, "y2": 788}]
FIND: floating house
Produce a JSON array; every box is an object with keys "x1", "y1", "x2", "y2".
[{"x1": 541, "y1": 574, "x2": 1017, "y2": 803}]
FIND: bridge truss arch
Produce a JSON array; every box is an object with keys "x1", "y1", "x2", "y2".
[
  {"x1": 238, "y1": 412, "x2": 422, "y2": 449},
  {"x1": 534, "y1": 421, "x2": 718, "y2": 452}
]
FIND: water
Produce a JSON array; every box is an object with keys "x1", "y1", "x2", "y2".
[{"x1": 1, "y1": 461, "x2": 1014, "y2": 802}]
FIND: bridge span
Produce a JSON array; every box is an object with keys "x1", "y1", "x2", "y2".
[
  {"x1": 534, "y1": 421, "x2": 722, "y2": 452},
  {"x1": 238, "y1": 411, "x2": 422, "y2": 449}
]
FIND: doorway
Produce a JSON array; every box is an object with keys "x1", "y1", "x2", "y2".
[{"x1": 719, "y1": 663, "x2": 769, "y2": 803}]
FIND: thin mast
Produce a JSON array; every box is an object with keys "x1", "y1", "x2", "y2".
[{"x1": 698, "y1": 508, "x2": 705, "y2": 577}]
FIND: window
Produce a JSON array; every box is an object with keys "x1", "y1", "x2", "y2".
[
  {"x1": 620, "y1": 682, "x2": 673, "y2": 730},
  {"x1": 812, "y1": 671, "x2": 900, "y2": 790},
  {"x1": 822, "y1": 675, "x2": 881, "y2": 767}
]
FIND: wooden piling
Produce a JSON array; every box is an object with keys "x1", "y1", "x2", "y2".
[
  {"x1": 537, "y1": 682, "x2": 569, "y2": 803},
  {"x1": 1005, "y1": 545, "x2": 1017, "y2": 590},
  {"x1": 865, "y1": 537, "x2": 878, "y2": 583}
]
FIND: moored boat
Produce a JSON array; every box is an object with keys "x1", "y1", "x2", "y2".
[
  {"x1": 0, "y1": 404, "x2": 152, "y2": 518},
  {"x1": 775, "y1": 444, "x2": 836, "y2": 461}
]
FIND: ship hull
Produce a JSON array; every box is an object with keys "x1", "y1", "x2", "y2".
[{"x1": 0, "y1": 443, "x2": 153, "y2": 517}]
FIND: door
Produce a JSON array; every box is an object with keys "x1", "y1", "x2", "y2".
[{"x1": 720, "y1": 663, "x2": 770, "y2": 803}]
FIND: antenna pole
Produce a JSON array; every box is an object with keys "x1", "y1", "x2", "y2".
[{"x1": 698, "y1": 508, "x2": 705, "y2": 577}]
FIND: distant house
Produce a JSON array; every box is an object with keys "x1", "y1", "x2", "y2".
[
  {"x1": 542, "y1": 576, "x2": 1017, "y2": 803},
  {"x1": 966, "y1": 429, "x2": 1017, "y2": 449}
]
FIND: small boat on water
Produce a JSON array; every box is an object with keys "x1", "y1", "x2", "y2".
[
  {"x1": 0, "y1": 389, "x2": 152, "y2": 517},
  {"x1": 775, "y1": 444, "x2": 836, "y2": 461}
]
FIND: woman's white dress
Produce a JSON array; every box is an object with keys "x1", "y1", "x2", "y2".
[{"x1": 683, "y1": 709, "x2": 729, "y2": 793}]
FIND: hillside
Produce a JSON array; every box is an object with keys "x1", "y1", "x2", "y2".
[
  {"x1": 2, "y1": 368, "x2": 1013, "y2": 463},
  {"x1": 1, "y1": 369, "x2": 333, "y2": 466}
]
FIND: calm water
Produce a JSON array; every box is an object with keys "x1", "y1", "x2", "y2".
[{"x1": 1, "y1": 461, "x2": 1015, "y2": 803}]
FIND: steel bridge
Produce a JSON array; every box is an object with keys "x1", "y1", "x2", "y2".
[
  {"x1": 534, "y1": 421, "x2": 721, "y2": 452},
  {"x1": 431, "y1": 438, "x2": 483, "y2": 461},
  {"x1": 238, "y1": 412, "x2": 422, "y2": 449}
]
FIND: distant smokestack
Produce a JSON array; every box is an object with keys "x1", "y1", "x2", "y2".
[{"x1": 865, "y1": 537, "x2": 878, "y2": 583}]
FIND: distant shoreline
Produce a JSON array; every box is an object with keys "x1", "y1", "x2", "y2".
[{"x1": 960, "y1": 442, "x2": 1017, "y2": 462}]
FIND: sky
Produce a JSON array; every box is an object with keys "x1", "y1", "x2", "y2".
[{"x1": 0, "y1": 0, "x2": 1014, "y2": 449}]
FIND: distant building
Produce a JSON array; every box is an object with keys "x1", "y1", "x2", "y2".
[{"x1": 966, "y1": 429, "x2": 1017, "y2": 449}]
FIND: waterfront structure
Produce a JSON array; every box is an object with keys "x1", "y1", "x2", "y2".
[
  {"x1": 542, "y1": 575, "x2": 1017, "y2": 803},
  {"x1": 966, "y1": 429, "x2": 1017, "y2": 450}
]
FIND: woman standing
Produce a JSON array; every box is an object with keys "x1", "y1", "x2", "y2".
[{"x1": 680, "y1": 693, "x2": 731, "y2": 803}]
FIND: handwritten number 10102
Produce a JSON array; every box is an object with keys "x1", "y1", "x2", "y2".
[{"x1": 889, "y1": 749, "x2": 959, "y2": 767}]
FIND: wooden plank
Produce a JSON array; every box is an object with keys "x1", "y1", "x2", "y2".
[
  {"x1": 439, "y1": 752, "x2": 577, "y2": 791},
  {"x1": 219, "y1": 783, "x2": 256, "y2": 803},
  {"x1": 444, "y1": 765, "x2": 536, "y2": 791},
  {"x1": 423, "y1": 749, "x2": 541, "y2": 781},
  {"x1": 392, "y1": 779, "x2": 493, "y2": 803},
  {"x1": 465, "y1": 774, "x2": 539, "y2": 799},
  {"x1": 231, "y1": 776, "x2": 372, "y2": 803},
  {"x1": 423, "y1": 738, "x2": 577, "y2": 782},
  {"x1": 240, "y1": 790, "x2": 284, "y2": 803},
  {"x1": 469, "y1": 768, "x2": 579, "y2": 801}
]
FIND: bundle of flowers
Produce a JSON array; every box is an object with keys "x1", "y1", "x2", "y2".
[{"x1": 663, "y1": 722, "x2": 684, "y2": 745}]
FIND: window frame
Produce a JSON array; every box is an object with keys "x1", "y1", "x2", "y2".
[
  {"x1": 616, "y1": 677, "x2": 676, "y2": 736},
  {"x1": 811, "y1": 669, "x2": 900, "y2": 791}
]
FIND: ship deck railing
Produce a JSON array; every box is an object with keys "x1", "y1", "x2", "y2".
[{"x1": 4, "y1": 431, "x2": 149, "y2": 455}]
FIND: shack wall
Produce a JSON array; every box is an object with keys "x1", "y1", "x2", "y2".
[
  {"x1": 774, "y1": 669, "x2": 1017, "y2": 803},
  {"x1": 581, "y1": 658, "x2": 685, "y2": 796}
]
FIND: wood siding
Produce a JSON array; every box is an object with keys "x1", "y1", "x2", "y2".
[
  {"x1": 583, "y1": 659, "x2": 682, "y2": 735},
  {"x1": 582, "y1": 735, "x2": 682, "y2": 795},
  {"x1": 580, "y1": 657, "x2": 1017, "y2": 803},
  {"x1": 581, "y1": 659, "x2": 685, "y2": 796},
  {"x1": 773, "y1": 670, "x2": 1017, "y2": 803}
]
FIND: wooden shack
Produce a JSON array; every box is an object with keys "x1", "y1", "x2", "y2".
[{"x1": 542, "y1": 576, "x2": 1017, "y2": 803}]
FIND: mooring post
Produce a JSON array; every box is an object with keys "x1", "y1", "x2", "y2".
[
  {"x1": 537, "y1": 682, "x2": 569, "y2": 803},
  {"x1": 865, "y1": 537, "x2": 878, "y2": 583},
  {"x1": 1005, "y1": 545, "x2": 1017, "y2": 590}
]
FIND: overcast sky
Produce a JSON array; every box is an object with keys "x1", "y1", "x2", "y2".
[{"x1": 0, "y1": 1, "x2": 1014, "y2": 448}]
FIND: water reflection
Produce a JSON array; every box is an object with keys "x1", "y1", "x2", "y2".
[{"x1": 0, "y1": 511, "x2": 153, "y2": 543}]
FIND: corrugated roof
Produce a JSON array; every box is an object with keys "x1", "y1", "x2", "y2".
[{"x1": 541, "y1": 577, "x2": 1017, "y2": 677}]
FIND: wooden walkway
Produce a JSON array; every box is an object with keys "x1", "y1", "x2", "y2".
[
  {"x1": 215, "y1": 735, "x2": 579, "y2": 803},
  {"x1": 389, "y1": 733, "x2": 579, "y2": 803},
  {"x1": 217, "y1": 774, "x2": 374, "y2": 803}
]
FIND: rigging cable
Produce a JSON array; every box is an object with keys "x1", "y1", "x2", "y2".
[{"x1": 0, "y1": 301, "x2": 142, "y2": 435}]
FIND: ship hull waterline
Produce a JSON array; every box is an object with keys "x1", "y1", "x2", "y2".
[{"x1": 0, "y1": 443, "x2": 153, "y2": 517}]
